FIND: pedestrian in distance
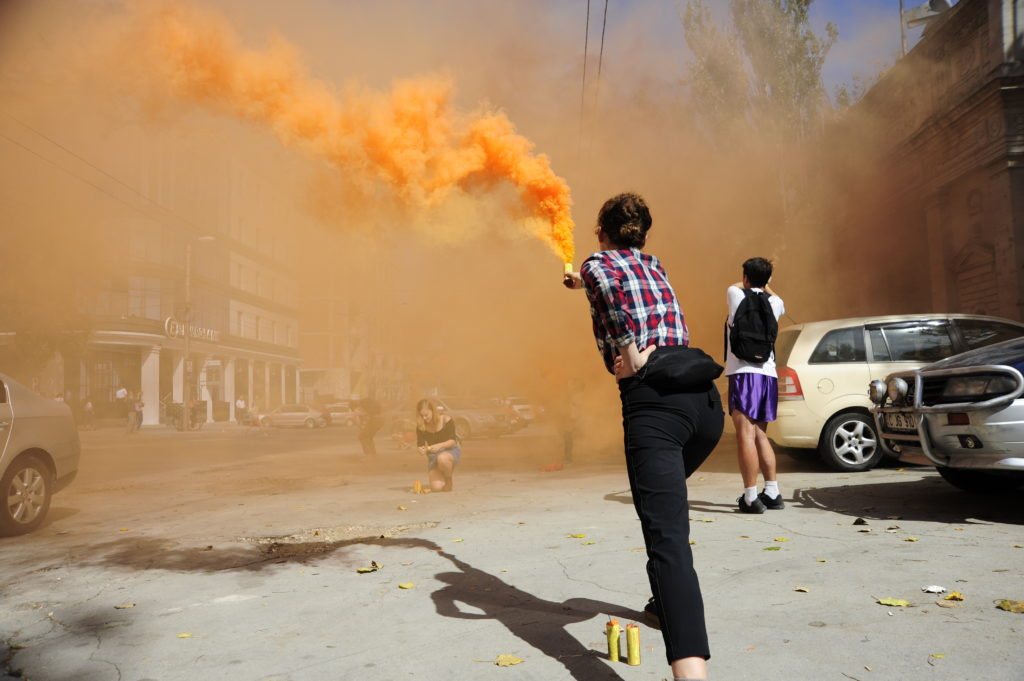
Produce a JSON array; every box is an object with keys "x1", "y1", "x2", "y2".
[
  {"x1": 564, "y1": 192, "x2": 724, "y2": 681},
  {"x1": 127, "y1": 391, "x2": 144, "y2": 433},
  {"x1": 81, "y1": 397, "x2": 95, "y2": 430},
  {"x1": 235, "y1": 395, "x2": 247, "y2": 425},
  {"x1": 725, "y1": 257, "x2": 786, "y2": 513},
  {"x1": 415, "y1": 397, "x2": 460, "y2": 492},
  {"x1": 356, "y1": 397, "x2": 384, "y2": 457}
]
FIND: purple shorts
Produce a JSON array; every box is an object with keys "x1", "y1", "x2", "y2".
[{"x1": 728, "y1": 373, "x2": 778, "y2": 422}]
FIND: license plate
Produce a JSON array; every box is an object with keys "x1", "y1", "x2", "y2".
[{"x1": 884, "y1": 413, "x2": 917, "y2": 432}]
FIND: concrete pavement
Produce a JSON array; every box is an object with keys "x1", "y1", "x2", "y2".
[{"x1": 1, "y1": 427, "x2": 1022, "y2": 681}]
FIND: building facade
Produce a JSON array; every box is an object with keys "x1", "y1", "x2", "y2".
[{"x1": 854, "y1": 0, "x2": 1024, "y2": 319}]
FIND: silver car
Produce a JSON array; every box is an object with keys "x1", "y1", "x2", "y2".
[
  {"x1": 258, "y1": 404, "x2": 327, "y2": 429},
  {"x1": 870, "y1": 337, "x2": 1024, "y2": 492},
  {"x1": 0, "y1": 373, "x2": 81, "y2": 536}
]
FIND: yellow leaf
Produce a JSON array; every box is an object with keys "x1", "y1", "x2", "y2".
[
  {"x1": 396, "y1": 506, "x2": 407, "y2": 511},
  {"x1": 816, "y1": 558, "x2": 827, "y2": 563},
  {"x1": 739, "y1": 535, "x2": 750, "y2": 539},
  {"x1": 452, "y1": 538, "x2": 464, "y2": 543},
  {"x1": 995, "y1": 599, "x2": 1024, "y2": 613},
  {"x1": 944, "y1": 592, "x2": 964, "y2": 601},
  {"x1": 688, "y1": 540, "x2": 696, "y2": 545},
  {"x1": 118, "y1": 528, "x2": 128, "y2": 532},
  {"x1": 568, "y1": 533, "x2": 586, "y2": 538},
  {"x1": 764, "y1": 546, "x2": 781, "y2": 551},
  {"x1": 794, "y1": 587, "x2": 809, "y2": 593},
  {"x1": 697, "y1": 518, "x2": 715, "y2": 523},
  {"x1": 930, "y1": 653, "x2": 945, "y2": 659},
  {"x1": 357, "y1": 561, "x2": 382, "y2": 574},
  {"x1": 494, "y1": 654, "x2": 523, "y2": 667},
  {"x1": 876, "y1": 597, "x2": 911, "y2": 607},
  {"x1": 581, "y1": 541, "x2": 595, "y2": 545},
  {"x1": 774, "y1": 537, "x2": 789, "y2": 542},
  {"x1": 398, "y1": 582, "x2": 415, "y2": 589},
  {"x1": 1013, "y1": 545, "x2": 1023, "y2": 549},
  {"x1": 904, "y1": 537, "x2": 919, "y2": 542},
  {"x1": 177, "y1": 633, "x2": 192, "y2": 639},
  {"x1": 114, "y1": 601, "x2": 136, "y2": 609}
]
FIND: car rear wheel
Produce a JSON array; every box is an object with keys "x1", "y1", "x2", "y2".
[
  {"x1": 819, "y1": 412, "x2": 883, "y2": 472},
  {"x1": 304, "y1": 418, "x2": 316, "y2": 429},
  {"x1": 0, "y1": 455, "x2": 53, "y2": 536},
  {"x1": 936, "y1": 467, "x2": 1024, "y2": 493},
  {"x1": 454, "y1": 419, "x2": 471, "y2": 440}
]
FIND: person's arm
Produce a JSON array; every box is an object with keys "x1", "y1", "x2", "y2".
[{"x1": 613, "y1": 341, "x2": 657, "y2": 379}]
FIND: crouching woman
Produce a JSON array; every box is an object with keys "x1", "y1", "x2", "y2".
[{"x1": 416, "y1": 398, "x2": 461, "y2": 492}]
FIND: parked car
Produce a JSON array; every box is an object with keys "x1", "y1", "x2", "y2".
[
  {"x1": 0, "y1": 373, "x2": 81, "y2": 536},
  {"x1": 870, "y1": 336, "x2": 1024, "y2": 492},
  {"x1": 325, "y1": 401, "x2": 357, "y2": 427},
  {"x1": 435, "y1": 396, "x2": 522, "y2": 440},
  {"x1": 258, "y1": 404, "x2": 327, "y2": 429},
  {"x1": 502, "y1": 396, "x2": 538, "y2": 424},
  {"x1": 768, "y1": 314, "x2": 1024, "y2": 472}
]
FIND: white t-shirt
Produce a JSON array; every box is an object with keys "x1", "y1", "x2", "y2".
[
  {"x1": 115, "y1": 387, "x2": 128, "y2": 400},
  {"x1": 725, "y1": 285, "x2": 785, "y2": 377}
]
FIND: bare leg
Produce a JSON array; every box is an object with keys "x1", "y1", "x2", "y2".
[
  {"x1": 731, "y1": 409, "x2": 760, "y2": 488},
  {"x1": 428, "y1": 451, "x2": 455, "y2": 492},
  {"x1": 753, "y1": 423, "x2": 777, "y2": 481},
  {"x1": 670, "y1": 656, "x2": 707, "y2": 680}
]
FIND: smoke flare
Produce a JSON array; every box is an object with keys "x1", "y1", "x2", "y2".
[{"x1": 125, "y1": 1, "x2": 574, "y2": 263}]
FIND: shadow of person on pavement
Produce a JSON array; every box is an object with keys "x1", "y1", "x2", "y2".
[{"x1": 430, "y1": 547, "x2": 646, "y2": 681}]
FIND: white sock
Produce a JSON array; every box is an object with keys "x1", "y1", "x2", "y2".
[
  {"x1": 743, "y1": 486, "x2": 758, "y2": 504},
  {"x1": 763, "y1": 481, "x2": 780, "y2": 499}
]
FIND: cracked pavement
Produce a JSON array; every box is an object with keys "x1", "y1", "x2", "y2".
[{"x1": 1, "y1": 425, "x2": 1022, "y2": 680}]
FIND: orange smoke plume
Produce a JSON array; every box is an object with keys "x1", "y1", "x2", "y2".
[{"x1": 125, "y1": 1, "x2": 574, "y2": 263}]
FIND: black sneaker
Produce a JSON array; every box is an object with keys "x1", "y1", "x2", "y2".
[
  {"x1": 737, "y1": 495, "x2": 767, "y2": 514},
  {"x1": 759, "y1": 491, "x2": 785, "y2": 510},
  {"x1": 644, "y1": 597, "x2": 660, "y2": 625}
]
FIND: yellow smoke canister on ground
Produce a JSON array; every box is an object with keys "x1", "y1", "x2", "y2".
[
  {"x1": 626, "y1": 623, "x2": 640, "y2": 665},
  {"x1": 412, "y1": 480, "x2": 422, "y2": 494},
  {"x1": 605, "y1": 619, "x2": 621, "y2": 662}
]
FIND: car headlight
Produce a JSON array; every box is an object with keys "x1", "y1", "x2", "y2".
[
  {"x1": 886, "y1": 377, "x2": 909, "y2": 403},
  {"x1": 868, "y1": 380, "x2": 887, "y2": 405},
  {"x1": 942, "y1": 374, "x2": 1018, "y2": 398}
]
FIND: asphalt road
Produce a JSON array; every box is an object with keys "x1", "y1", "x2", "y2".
[{"x1": 2, "y1": 423, "x2": 1023, "y2": 681}]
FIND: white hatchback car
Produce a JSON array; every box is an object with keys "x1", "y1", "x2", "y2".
[{"x1": 768, "y1": 314, "x2": 1024, "y2": 471}]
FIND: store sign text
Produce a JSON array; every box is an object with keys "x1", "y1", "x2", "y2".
[{"x1": 164, "y1": 317, "x2": 221, "y2": 343}]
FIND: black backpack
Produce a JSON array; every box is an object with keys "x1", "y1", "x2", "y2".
[{"x1": 728, "y1": 289, "x2": 778, "y2": 364}]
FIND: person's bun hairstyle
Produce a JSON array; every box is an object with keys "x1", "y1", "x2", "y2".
[{"x1": 598, "y1": 192, "x2": 652, "y2": 249}]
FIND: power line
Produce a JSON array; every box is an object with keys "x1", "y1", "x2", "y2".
[
  {"x1": 577, "y1": 0, "x2": 591, "y2": 158},
  {"x1": 593, "y1": 0, "x2": 609, "y2": 110}
]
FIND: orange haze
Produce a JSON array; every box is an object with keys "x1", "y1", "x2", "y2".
[{"x1": 121, "y1": 1, "x2": 575, "y2": 264}]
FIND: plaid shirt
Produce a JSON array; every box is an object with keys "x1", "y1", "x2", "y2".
[{"x1": 581, "y1": 248, "x2": 689, "y2": 374}]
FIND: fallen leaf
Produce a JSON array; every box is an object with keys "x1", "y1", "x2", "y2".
[
  {"x1": 794, "y1": 587, "x2": 809, "y2": 593},
  {"x1": 935, "y1": 600, "x2": 959, "y2": 608},
  {"x1": 356, "y1": 561, "x2": 382, "y2": 574},
  {"x1": 816, "y1": 558, "x2": 827, "y2": 563},
  {"x1": 113, "y1": 602, "x2": 136, "y2": 610},
  {"x1": 582, "y1": 541, "x2": 595, "y2": 545},
  {"x1": 922, "y1": 585, "x2": 946, "y2": 594},
  {"x1": 739, "y1": 535, "x2": 750, "y2": 539},
  {"x1": 995, "y1": 599, "x2": 1024, "y2": 613},
  {"x1": 774, "y1": 537, "x2": 789, "y2": 542},
  {"x1": 763, "y1": 546, "x2": 781, "y2": 551},
  {"x1": 629, "y1": 547, "x2": 645, "y2": 552},
  {"x1": 568, "y1": 533, "x2": 587, "y2": 538},
  {"x1": 858, "y1": 529, "x2": 872, "y2": 533},
  {"x1": 398, "y1": 582, "x2": 415, "y2": 589},
  {"x1": 886, "y1": 515, "x2": 902, "y2": 520},
  {"x1": 885, "y1": 526, "x2": 900, "y2": 533},
  {"x1": 118, "y1": 528, "x2": 129, "y2": 532},
  {"x1": 452, "y1": 538, "x2": 464, "y2": 543},
  {"x1": 876, "y1": 597, "x2": 911, "y2": 607},
  {"x1": 904, "y1": 537, "x2": 919, "y2": 542},
  {"x1": 494, "y1": 654, "x2": 523, "y2": 667},
  {"x1": 954, "y1": 527, "x2": 964, "y2": 531},
  {"x1": 945, "y1": 591, "x2": 964, "y2": 601},
  {"x1": 1014, "y1": 545, "x2": 1023, "y2": 549},
  {"x1": 396, "y1": 506, "x2": 407, "y2": 511},
  {"x1": 928, "y1": 653, "x2": 945, "y2": 664},
  {"x1": 177, "y1": 633, "x2": 192, "y2": 639},
  {"x1": 201, "y1": 546, "x2": 213, "y2": 551},
  {"x1": 689, "y1": 540, "x2": 696, "y2": 545},
  {"x1": 697, "y1": 518, "x2": 715, "y2": 523}
]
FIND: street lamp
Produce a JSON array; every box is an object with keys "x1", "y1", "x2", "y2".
[{"x1": 182, "y1": 235, "x2": 215, "y2": 432}]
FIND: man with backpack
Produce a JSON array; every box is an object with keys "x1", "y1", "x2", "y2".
[{"x1": 725, "y1": 257, "x2": 786, "y2": 513}]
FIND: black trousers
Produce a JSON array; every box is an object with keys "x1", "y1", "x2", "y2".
[{"x1": 618, "y1": 376, "x2": 724, "y2": 663}]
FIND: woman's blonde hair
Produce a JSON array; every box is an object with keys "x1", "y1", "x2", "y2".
[{"x1": 416, "y1": 397, "x2": 443, "y2": 429}]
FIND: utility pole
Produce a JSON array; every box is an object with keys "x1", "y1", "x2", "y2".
[{"x1": 899, "y1": 0, "x2": 908, "y2": 57}]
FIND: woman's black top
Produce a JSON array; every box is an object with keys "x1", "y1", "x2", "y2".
[{"x1": 417, "y1": 418, "x2": 457, "y2": 447}]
